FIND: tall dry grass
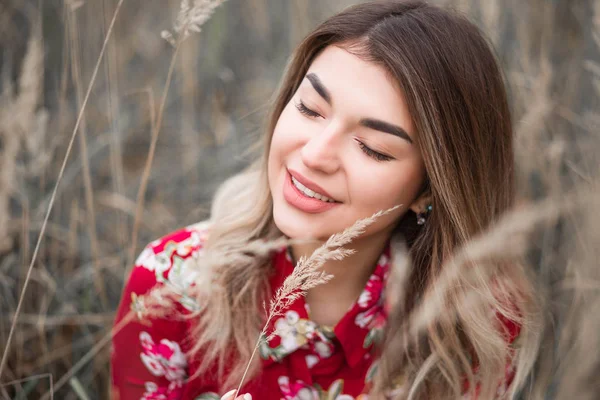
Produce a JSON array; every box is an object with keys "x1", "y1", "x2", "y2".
[{"x1": 0, "y1": 0, "x2": 598, "y2": 399}]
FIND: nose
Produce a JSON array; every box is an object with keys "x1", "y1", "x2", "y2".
[{"x1": 300, "y1": 120, "x2": 344, "y2": 174}]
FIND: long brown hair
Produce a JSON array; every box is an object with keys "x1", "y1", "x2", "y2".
[{"x1": 189, "y1": 1, "x2": 539, "y2": 397}]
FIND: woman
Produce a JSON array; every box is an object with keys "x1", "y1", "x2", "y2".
[{"x1": 111, "y1": 1, "x2": 538, "y2": 399}]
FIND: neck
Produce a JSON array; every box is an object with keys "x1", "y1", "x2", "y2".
[{"x1": 288, "y1": 228, "x2": 392, "y2": 327}]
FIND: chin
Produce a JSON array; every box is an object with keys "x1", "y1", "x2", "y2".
[{"x1": 272, "y1": 205, "x2": 334, "y2": 241}]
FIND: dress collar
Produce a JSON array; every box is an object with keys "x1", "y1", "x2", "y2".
[
  {"x1": 260, "y1": 238, "x2": 392, "y2": 369},
  {"x1": 333, "y1": 244, "x2": 391, "y2": 367}
]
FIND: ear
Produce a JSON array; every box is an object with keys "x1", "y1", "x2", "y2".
[{"x1": 409, "y1": 190, "x2": 432, "y2": 214}]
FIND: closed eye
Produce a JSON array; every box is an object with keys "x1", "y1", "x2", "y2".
[
  {"x1": 295, "y1": 99, "x2": 393, "y2": 162},
  {"x1": 295, "y1": 100, "x2": 322, "y2": 119},
  {"x1": 355, "y1": 139, "x2": 394, "y2": 162}
]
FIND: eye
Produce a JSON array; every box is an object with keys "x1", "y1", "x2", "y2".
[
  {"x1": 295, "y1": 100, "x2": 322, "y2": 119},
  {"x1": 355, "y1": 139, "x2": 394, "y2": 162}
]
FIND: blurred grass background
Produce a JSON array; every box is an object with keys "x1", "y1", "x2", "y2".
[{"x1": 0, "y1": 0, "x2": 598, "y2": 398}]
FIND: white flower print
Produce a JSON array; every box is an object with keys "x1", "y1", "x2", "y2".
[
  {"x1": 305, "y1": 354, "x2": 320, "y2": 368},
  {"x1": 141, "y1": 380, "x2": 184, "y2": 400},
  {"x1": 139, "y1": 331, "x2": 187, "y2": 382},
  {"x1": 286, "y1": 310, "x2": 300, "y2": 324},
  {"x1": 175, "y1": 230, "x2": 202, "y2": 257},
  {"x1": 278, "y1": 376, "x2": 368, "y2": 400},
  {"x1": 135, "y1": 246, "x2": 156, "y2": 269},
  {"x1": 278, "y1": 376, "x2": 320, "y2": 400},
  {"x1": 357, "y1": 290, "x2": 372, "y2": 308},
  {"x1": 171, "y1": 233, "x2": 207, "y2": 313},
  {"x1": 354, "y1": 310, "x2": 375, "y2": 329},
  {"x1": 354, "y1": 273, "x2": 385, "y2": 330},
  {"x1": 167, "y1": 255, "x2": 201, "y2": 293},
  {"x1": 274, "y1": 311, "x2": 308, "y2": 352},
  {"x1": 314, "y1": 341, "x2": 332, "y2": 359},
  {"x1": 136, "y1": 246, "x2": 172, "y2": 278}
]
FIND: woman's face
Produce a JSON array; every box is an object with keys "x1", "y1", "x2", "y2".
[{"x1": 268, "y1": 44, "x2": 427, "y2": 242}]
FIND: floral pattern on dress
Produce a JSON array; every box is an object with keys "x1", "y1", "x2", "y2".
[
  {"x1": 113, "y1": 226, "x2": 520, "y2": 400},
  {"x1": 278, "y1": 377, "x2": 369, "y2": 400},
  {"x1": 259, "y1": 310, "x2": 335, "y2": 367},
  {"x1": 139, "y1": 331, "x2": 187, "y2": 400},
  {"x1": 193, "y1": 393, "x2": 221, "y2": 400},
  {"x1": 133, "y1": 224, "x2": 209, "y2": 315},
  {"x1": 142, "y1": 381, "x2": 184, "y2": 400},
  {"x1": 354, "y1": 254, "x2": 389, "y2": 349}
]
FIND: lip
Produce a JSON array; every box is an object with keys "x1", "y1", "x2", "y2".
[
  {"x1": 283, "y1": 170, "x2": 341, "y2": 214},
  {"x1": 287, "y1": 168, "x2": 338, "y2": 201}
]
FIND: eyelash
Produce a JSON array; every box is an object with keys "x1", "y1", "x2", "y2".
[
  {"x1": 295, "y1": 100, "x2": 322, "y2": 118},
  {"x1": 295, "y1": 100, "x2": 393, "y2": 163},
  {"x1": 356, "y1": 140, "x2": 393, "y2": 162}
]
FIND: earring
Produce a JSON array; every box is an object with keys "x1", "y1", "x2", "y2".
[{"x1": 416, "y1": 204, "x2": 433, "y2": 225}]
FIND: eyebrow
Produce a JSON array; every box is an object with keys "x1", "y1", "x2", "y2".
[
  {"x1": 359, "y1": 118, "x2": 413, "y2": 144},
  {"x1": 305, "y1": 72, "x2": 413, "y2": 145},
  {"x1": 306, "y1": 73, "x2": 332, "y2": 105}
]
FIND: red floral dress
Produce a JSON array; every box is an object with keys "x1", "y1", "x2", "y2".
[{"x1": 111, "y1": 221, "x2": 520, "y2": 400}]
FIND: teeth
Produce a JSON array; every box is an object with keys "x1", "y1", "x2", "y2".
[{"x1": 291, "y1": 176, "x2": 336, "y2": 203}]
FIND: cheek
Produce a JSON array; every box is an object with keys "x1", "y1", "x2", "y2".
[
  {"x1": 268, "y1": 107, "x2": 299, "y2": 183},
  {"x1": 349, "y1": 159, "x2": 425, "y2": 209},
  {"x1": 269, "y1": 105, "x2": 306, "y2": 165}
]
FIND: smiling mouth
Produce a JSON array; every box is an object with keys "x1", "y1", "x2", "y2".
[
  {"x1": 290, "y1": 176, "x2": 338, "y2": 203},
  {"x1": 283, "y1": 170, "x2": 342, "y2": 214}
]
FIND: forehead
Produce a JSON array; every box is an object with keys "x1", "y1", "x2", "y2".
[{"x1": 305, "y1": 44, "x2": 413, "y2": 132}]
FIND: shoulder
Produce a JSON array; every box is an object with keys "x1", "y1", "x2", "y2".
[
  {"x1": 126, "y1": 220, "x2": 212, "y2": 312},
  {"x1": 134, "y1": 220, "x2": 211, "y2": 272},
  {"x1": 112, "y1": 221, "x2": 212, "y2": 397}
]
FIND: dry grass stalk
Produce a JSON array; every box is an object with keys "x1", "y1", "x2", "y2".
[
  {"x1": 101, "y1": 0, "x2": 128, "y2": 252},
  {"x1": 0, "y1": 373, "x2": 54, "y2": 398},
  {"x1": 407, "y1": 195, "x2": 566, "y2": 342},
  {"x1": 550, "y1": 189, "x2": 600, "y2": 400},
  {"x1": 268, "y1": 204, "x2": 402, "y2": 327},
  {"x1": 377, "y1": 192, "x2": 586, "y2": 399},
  {"x1": 126, "y1": 0, "x2": 226, "y2": 280},
  {"x1": 2, "y1": 1, "x2": 596, "y2": 397},
  {"x1": 235, "y1": 204, "x2": 402, "y2": 396},
  {"x1": 384, "y1": 235, "x2": 412, "y2": 314},
  {"x1": 42, "y1": 233, "x2": 299, "y2": 396},
  {"x1": 161, "y1": 0, "x2": 230, "y2": 46},
  {"x1": 539, "y1": 3, "x2": 600, "y2": 397},
  {"x1": 40, "y1": 311, "x2": 135, "y2": 400},
  {"x1": 0, "y1": 31, "x2": 44, "y2": 378},
  {"x1": 0, "y1": 0, "x2": 127, "y2": 382},
  {"x1": 67, "y1": 4, "x2": 106, "y2": 307},
  {"x1": 0, "y1": 32, "x2": 43, "y2": 255}
]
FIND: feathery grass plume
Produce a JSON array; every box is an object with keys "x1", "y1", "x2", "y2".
[
  {"x1": 0, "y1": 90, "x2": 19, "y2": 255},
  {"x1": 537, "y1": 3, "x2": 600, "y2": 397},
  {"x1": 375, "y1": 194, "x2": 580, "y2": 399},
  {"x1": 65, "y1": 0, "x2": 85, "y2": 12},
  {"x1": 384, "y1": 235, "x2": 412, "y2": 315},
  {"x1": 1, "y1": 0, "x2": 126, "y2": 388},
  {"x1": 235, "y1": 204, "x2": 402, "y2": 396},
  {"x1": 0, "y1": 33, "x2": 43, "y2": 254},
  {"x1": 551, "y1": 188, "x2": 600, "y2": 400},
  {"x1": 127, "y1": 0, "x2": 229, "y2": 281},
  {"x1": 269, "y1": 204, "x2": 402, "y2": 327},
  {"x1": 370, "y1": 235, "x2": 413, "y2": 399},
  {"x1": 407, "y1": 195, "x2": 567, "y2": 339},
  {"x1": 161, "y1": 0, "x2": 229, "y2": 46}
]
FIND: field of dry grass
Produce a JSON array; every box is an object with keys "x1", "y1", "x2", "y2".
[{"x1": 0, "y1": 0, "x2": 598, "y2": 398}]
